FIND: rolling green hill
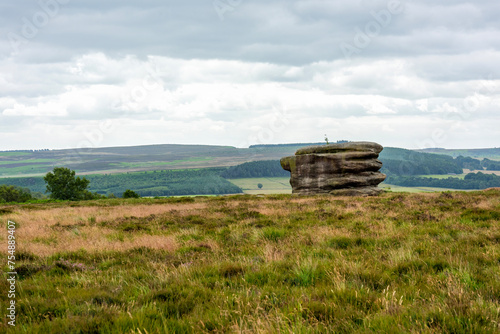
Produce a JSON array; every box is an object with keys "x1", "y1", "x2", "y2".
[
  {"x1": 2, "y1": 143, "x2": 499, "y2": 196},
  {"x1": 379, "y1": 147, "x2": 463, "y2": 175},
  {"x1": 0, "y1": 144, "x2": 307, "y2": 178},
  {"x1": 418, "y1": 147, "x2": 500, "y2": 160},
  {"x1": 0, "y1": 143, "x2": 482, "y2": 179}
]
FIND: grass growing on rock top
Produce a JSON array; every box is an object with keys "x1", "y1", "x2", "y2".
[{"x1": 1, "y1": 190, "x2": 500, "y2": 333}]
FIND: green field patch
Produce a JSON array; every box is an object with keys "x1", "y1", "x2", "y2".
[
  {"x1": 0, "y1": 152, "x2": 32, "y2": 157},
  {"x1": 228, "y1": 177, "x2": 292, "y2": 194},
  {"x1": 380, "y1": 183, "x2": 470, "y2": 193},
  {"x1": 416, "y1": 173, "x2": 467, "y2": 179},
  {"x1": 0, "y1": 159, "x2": 53, "y2": 165},
  {"x1": 111, "y1": 157, "x2": 214, "y2": 169},
  {"x1": 0, "y1": 164, "x2": 55, "y2": 176}
]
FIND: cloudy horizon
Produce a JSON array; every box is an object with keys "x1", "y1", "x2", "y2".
[{"x1": 1, "y1": 0, "x2": 499, "y2": 151}]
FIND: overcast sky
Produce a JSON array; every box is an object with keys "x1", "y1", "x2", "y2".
[{"x1": 1, "y1": 0, "x2": 499, "y2": 150}]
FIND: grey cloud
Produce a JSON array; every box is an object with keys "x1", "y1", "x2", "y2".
[{"x1": 2, "y1": 0, "x2": 500, "y2": 65}]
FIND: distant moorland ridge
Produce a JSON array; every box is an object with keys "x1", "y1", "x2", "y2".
[
  {"x1": 1, "y1": 143, "x2": 500, "y2": 197},
  {"x1": 1, "y1": 143, "x2": 499, "y2": 178}
]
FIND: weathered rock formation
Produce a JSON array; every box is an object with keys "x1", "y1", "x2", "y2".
[{"x1": 280, "y1": 142, "x2": 386, "y2": 196}]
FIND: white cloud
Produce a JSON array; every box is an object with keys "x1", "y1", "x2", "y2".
[{"x1": 3, "y1": 101, "x2": 67, "y2": 117}]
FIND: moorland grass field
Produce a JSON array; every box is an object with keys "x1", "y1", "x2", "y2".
[{"x1": 1, "y1": 191, "x2": 500, "y2": 333}]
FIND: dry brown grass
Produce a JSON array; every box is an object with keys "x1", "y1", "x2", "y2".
[
  {"x1": 261, "y1": 244, "x2": 285, "y2": 262},
  {"x1": 25, "y1": 231, "x2": 178, "y2": 257},
  {"x1": 15, "y1": 202, "x2": 206, "y2": 224},
  {"x1": 4, "y1": 203, "x2": 207, "y2": 256},
  {"x1": 5, "y1": 190, "x2": 499, "y2": 259}
]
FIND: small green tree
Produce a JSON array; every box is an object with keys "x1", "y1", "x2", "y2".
[
  {"x1": 44, "y1": 167, "x2": 90, "y2": 201},
  {"x1": 257, "y1": 183, "x2": 263, "y2": 189},
  {"x1": 123, "y1": 189, "x2": 140, "y2": 198}
]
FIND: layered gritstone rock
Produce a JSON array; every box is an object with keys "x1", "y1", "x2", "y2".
[{"x1": 280, "y1": 142, "x2": 386, "y2": 196}]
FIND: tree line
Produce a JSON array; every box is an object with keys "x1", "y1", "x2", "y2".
[
  {"x1": 379, "y1": 148, "x2": 463, "y2": 175},
  {"x1": 218, "y1": 154, "x2": 500, "y2": 190},
  {"x1": 220, "y1": 160, "x2": 290, "y2": 178},
  {"x1": 220, "y1": 152, "x2": 472, "y2": 179},
  {"x1": 451, "y1": 156, "x2": 500, "y2": 171},
  {"x1": 385, "y1": 172, "x2": 500, "y2": 190},
  {"x1": 0, "y1": 167, "x2": 243, "y2": 203},
  {"x1": 481, "y1": 158, "x2": 500, "y2": 171},
  {"x1": 0, "y1": 185, "x2": 34, "y2": 203},
  {"x1": 86, "y1": 168, "x2": 242, "y2": 197}
]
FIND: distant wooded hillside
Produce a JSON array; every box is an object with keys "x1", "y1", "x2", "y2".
[
  {"x1": 0, "y1": 144, "x2": 305, "y2": 178},
  {"x1": 418, "y1": 147, "x2": 500, "y2": 159},
  {"x1": 221, "y1": 160, "x2": 290, "y2": 178},
  {"x1": 379, "y1": 147, "x2": 463, "y2": 175},
  {"x1": 386, "y1": 172, "x2": 500, "y2": 190},
  {"x1": 2, "y1": 143, "x2": 500, "y2": 195},
  {"x1": 221, "y1": 147, "x2": 468, "y2": 179},
  {"x1": 0, "y1": 168, "x2": 243, "y2": 197}
]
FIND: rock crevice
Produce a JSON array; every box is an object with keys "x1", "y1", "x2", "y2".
[{"x1": 280, "y1": 142, "x2": 386, "y2": 196}]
